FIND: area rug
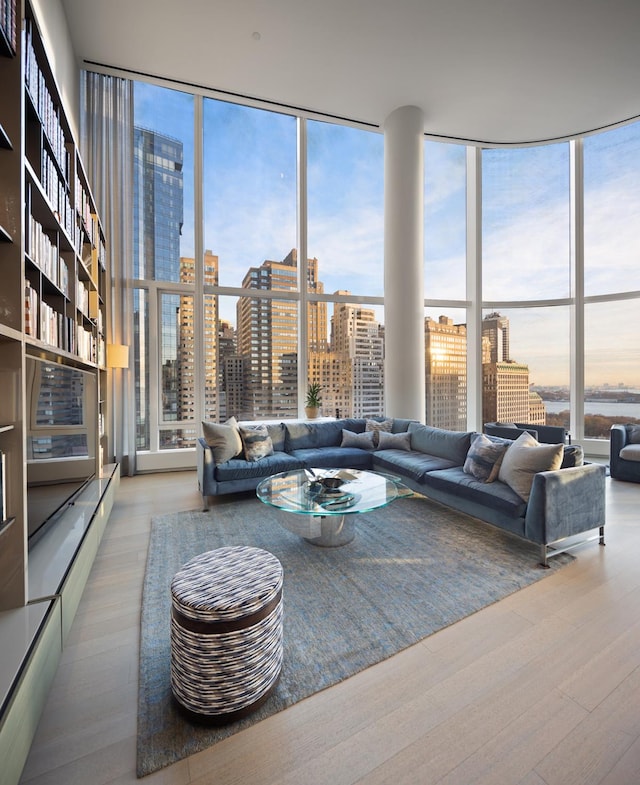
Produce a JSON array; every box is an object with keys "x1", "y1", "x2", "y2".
[{"x1": 137, "y1": 493, "x2": 572, "y2": 777}]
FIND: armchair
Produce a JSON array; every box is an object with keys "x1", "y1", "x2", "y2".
[{"x1": 610, "y1": 424, "x2": 640, "y2": 483}]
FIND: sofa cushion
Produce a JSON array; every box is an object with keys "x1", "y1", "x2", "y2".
[
  {"x1": 463, "y1": 433, "x2": 509, "y2": 483},
  {"x1": 376, "y1": 431, "x2": 411, "y2": 451},
  {"x1": 408, "y1": 422, "x2": 472, "y2": 465},
  {"x1": 341, "y1": 429, "x2": 376, "y2": 449},
  {"x1": 202, "y1": 417, "x2": 243, "y2": 464},
  {"x1": 620, "y1": 445, "x2": 640, "y2": 462},
  {"x1": 423, "y1": 467, "x2": 528, "y2": 518},
  {"x1": 498, "y1": 431, "x2": 564, "y2": 502},
  {"x1": 265, "y1": 423, "x2": 286, "y2": 452},
  {"x1": 215, "y1": 451, "x2": 304, "y2": 482},
  {"x1": 627, "y1": 425, "x2": 640, "y2": 444},
  {"x1": 372, "y1": 450, "x2": 457, "y2": 483},
  {"x1": 289, "y1": 446, "x2": 373, "y2": 470},
  {"x1": 284, "y1": 418, "x2": 365, "y2": 450},
  {"x1": 238, "y1": 424, "x2": 274, "y2": 462}
]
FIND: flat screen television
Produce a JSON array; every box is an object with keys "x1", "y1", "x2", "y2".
[{"x1": 26, "y1": 356, "x2": 97, "y2": 548}]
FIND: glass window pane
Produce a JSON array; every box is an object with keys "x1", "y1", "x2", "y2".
[
  {"x1": 584, "y1": 121, "x2": 640, "y2": 296},
  {"x1": 133, "y1": 83, "x2": 194, "y2": 280},
  {"x1": 203, "y1": 100, "x2": 297, "y2": 289},
  {"x1": 308, "y1": 121, "x2": 384, "y2": 297},
  {"x1": 210, "y1": 294, "x2": 298, "y2": 421},
  {"x1": 308, "y1": 301, "x2": 385, "y2": 419},
  {"x1": 160, "y1": 291, "x2": 195, "y2": 423},
  {"x1": 424, "y1": 142, "x2": 466, "y2": 300},
  {"x1": 134, "y1": 288, "x2": 149, "y2": 451},
  {"x1": 584, "y1": 300, "x2": 640, "y2": 439},
  {"x1": 481, "y1": 307, "x2": 570, "y2": 427},
  {"x1": 160, "y1": 427, "x2": 196, "y2": 450},
  {"x1": 482, "y1": 144, "x2": 570, "y2": 300},
  {"x1": 424, "y1": 309, "x2": 467, "y2": 430}
]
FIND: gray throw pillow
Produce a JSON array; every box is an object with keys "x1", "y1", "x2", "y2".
[
  {"x1": 365, "y1": 418, "x2": 393, "y2": 447},
  {"x1": 376, "y1": 430, "x2": 411, "y2": 451},
  {"x1": 498, "y1": 431, "x2": 564, "y2": 502},
  {"x1": 239, "y1": 424, "x2": 274, "y2": 462},
  {"x1": 463, "y1": 433, "x2": 509, "y2": 483},
  {"x1": 201, "y1": 417, "x2": 243, "y2": 464},
  {"x1": 341, "y1": 429, "x2": 376, "y2": 449}
]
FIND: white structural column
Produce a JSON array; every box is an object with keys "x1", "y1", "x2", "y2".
[{"x1": 383, "y1": 105, "x2": 425, "y2": 421}]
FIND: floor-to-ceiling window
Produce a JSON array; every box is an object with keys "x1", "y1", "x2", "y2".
[
  {"x1": 307, "y1": 120, "x2": 385, "y2": 419},
  {"x1": 423, "y1": 141, "x2": 467, "y2": 429},
  {"x1": 123, "y1": 72, "x2": 640, "y2": 464},
  {"x1": 132, "y1": 83, "x2": 195, "y2": 454},
  {"x1": 583, "y1": 123, "x2": 640, "y2": 438},
  {"x1": 481, "y1": 143, "x2": 572, "y2": 432}
]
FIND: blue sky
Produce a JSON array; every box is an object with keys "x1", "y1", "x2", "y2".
[{"x1": 134, "y1": 82, "x2": 640, "y2": 388}]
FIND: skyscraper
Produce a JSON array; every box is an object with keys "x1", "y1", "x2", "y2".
[
  {"x1": 132, "y1": 127, "x2": 184, "y2": 281},
  {"x1": 329, "y1": 299, "x2": 384, "y2": 418},
  {"x1": 236, "y1": 250, "x2": 325, "y2": 419},
  {"x1": 482, "y1": 312, "x2": 510, "y2": 363},
  {"x1": 425, "y1": 316, "x2": 467, "y2": 430}
]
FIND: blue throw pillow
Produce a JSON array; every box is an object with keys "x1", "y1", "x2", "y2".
[{"x1": 463, "y1": 433, "x2": 509, "y2": 483}]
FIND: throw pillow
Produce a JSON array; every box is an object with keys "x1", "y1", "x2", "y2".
[
  {"x1": 376, "y1": 430, "x2": 411, "y2": 451},
  {"x1": 463, "y1": 433, "x2": 509, "y2": 483},
  {"x1": 341, "y1": 429, "x2": 376, "y2": 449},
  {"x1": 238, "y1": 424, "x2": 274, "y2": 462},
  {"x1": 627, "y1": 424, "x2": 640, "y2": 444},
  {"x1": 365, "y1": 418, "x2": 394, "y2": 447},
  {"x1": 201, "y1": 417, "x2": 243, "y2": 464},
  {"x1": 498, "y1": 431, "x2": 564, "y2": 502}
]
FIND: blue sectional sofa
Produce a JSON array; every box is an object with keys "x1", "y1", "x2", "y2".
[{"x1": 196, "y1": 417, "x2": 606, "y2": 566}]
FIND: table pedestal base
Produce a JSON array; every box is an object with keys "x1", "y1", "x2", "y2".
[{"x1": 304, "y1": 515, "x2": 355, "y2": 547}]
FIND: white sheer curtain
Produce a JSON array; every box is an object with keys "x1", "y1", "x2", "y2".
[{"x1": 80, "y1": 72, "x2": 136, "y2": 475}]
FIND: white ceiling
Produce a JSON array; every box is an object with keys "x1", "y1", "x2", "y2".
[{"x1": 60, "y1": 0, "x2": 640, "y2": 145}]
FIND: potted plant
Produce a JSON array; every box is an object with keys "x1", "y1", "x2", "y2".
[{"x1": 305, "y1": 382, "x2": 322, "y2": 419}]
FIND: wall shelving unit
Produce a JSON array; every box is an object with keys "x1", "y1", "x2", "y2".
[{"x1": 0, "y1": 3, "x2": 119, "y2": 783}]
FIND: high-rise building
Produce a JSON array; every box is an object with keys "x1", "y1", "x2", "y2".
[
  {"x1": 330, "y1": 299, "x2": 384, "y2": 418},
  {"x1": 481, "y1": 311, "x2": 546, "y2": 426},
  {"x1": 132, "y1": 127, "x2": 185, "y2": 447},
  {"x1": 483, "y1": 360, "x2": 531, "y2": 424},
  {"x1": 425, "y1": 316, "x2": 467, "y2": 430},
  {"x1": 132, "y1": 127, "x2": 184, "y2": 281},
  {"x1": 482, "y1": 312, "x2": 510, "y2": 363},
  {"x1": 236, "y1": 250, "x2": 325, "y2": 419}
]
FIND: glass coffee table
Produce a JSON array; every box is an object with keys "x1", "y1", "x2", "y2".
[{"x1": 256, "y1": 468, "x2": 403, "y2": 547}]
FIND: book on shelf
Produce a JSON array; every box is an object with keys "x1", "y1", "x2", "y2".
[
  {"x1": 0, "y1": 449, "x2": 6, "y2": 523},
  {"x1": 0, "y1": 0, "x2": 17, "y2": 54}
]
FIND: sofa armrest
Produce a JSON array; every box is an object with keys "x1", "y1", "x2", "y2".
[
  {"x1": 525, "y1": 463, "x2": 606, "y2": 546},
  {"x1": 610, "y1": 423, "x2": 628, "y2": 457},
  {"x1": 196, "y1": 437, "x2": 218, "y2": 508}
]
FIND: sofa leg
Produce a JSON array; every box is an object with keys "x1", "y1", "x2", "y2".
[
  {"x1": 539, "y1": 544, "x2": 550, "y2": 569},
  {"x1": 599, "y1": 526, "x2": 606, "y2": 546},
  {"x1": 203, "y1": 495, "x2": 210, "y2": 512}
]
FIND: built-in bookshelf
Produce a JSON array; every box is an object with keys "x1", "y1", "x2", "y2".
[
  {"x1": 0, "y1": 5, "x2": 119, "y2": 783},
  {"x1": 0, "y1": 0, "x2": 107, "y2": 608}
]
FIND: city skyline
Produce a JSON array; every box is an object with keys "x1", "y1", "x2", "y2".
[{"x1": 133, "y1": 81, "x2": 640, "y2": 390}]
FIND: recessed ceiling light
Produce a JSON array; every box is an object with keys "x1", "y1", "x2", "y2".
[{"x1": 252, "y1": 31, "x2": 261, "y2": 41}]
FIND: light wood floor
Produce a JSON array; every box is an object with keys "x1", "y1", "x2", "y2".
[{"x1": 19, "y1": 470, "x2": 640, "y2": 785}]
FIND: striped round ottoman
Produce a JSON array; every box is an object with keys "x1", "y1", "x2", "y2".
[{"x1": 170, "y1": 545, "x2": 283, "y2": 723}]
